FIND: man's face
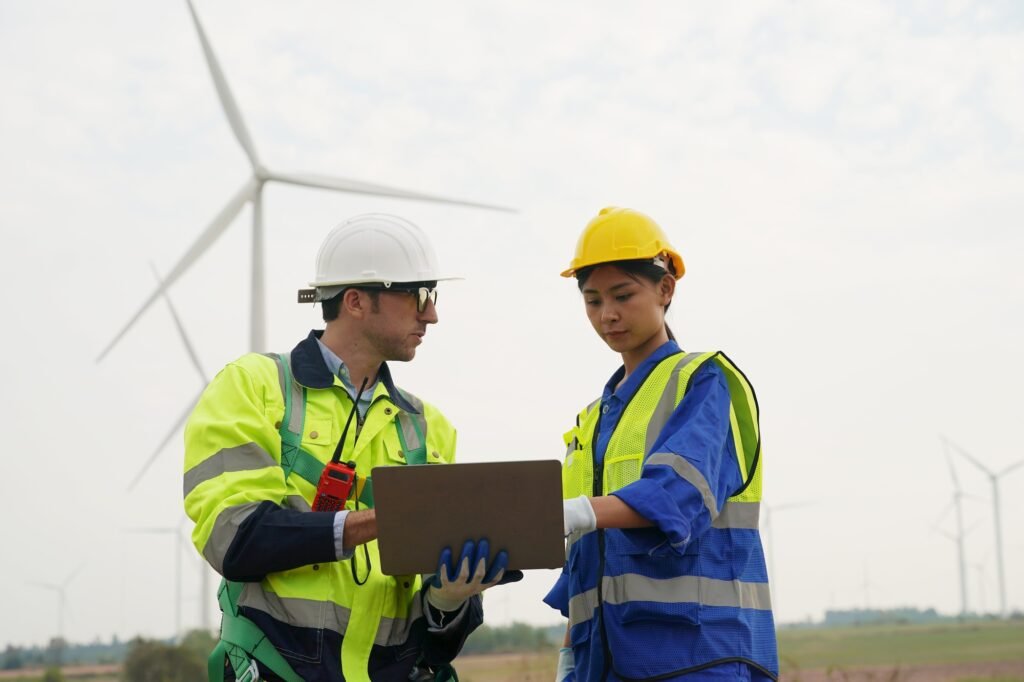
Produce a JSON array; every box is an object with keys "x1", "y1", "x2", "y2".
[{"x1": 362, "y1": 288, "x2": 439, "y2": 362}]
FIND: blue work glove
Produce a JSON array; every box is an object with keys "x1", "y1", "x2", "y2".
[{"x1": 426, "y1": 539, "x2": 523, "y2": 612}]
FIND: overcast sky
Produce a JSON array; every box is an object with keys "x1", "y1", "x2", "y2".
[{"x1": 2, "y1": 0, "x2": 1023, "y2": 648}]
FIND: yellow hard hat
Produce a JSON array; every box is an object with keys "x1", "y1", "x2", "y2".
[{"x1": 561, "y1": 207, "x2": 685, "y2": 279}]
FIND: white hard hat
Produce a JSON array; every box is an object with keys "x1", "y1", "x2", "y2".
[{"x1": 298, "y1": 213, "x2": 461, "y2": 303}]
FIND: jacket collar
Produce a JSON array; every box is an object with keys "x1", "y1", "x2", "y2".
[{"x1": 290, "y1": 330, "x2": 420, "y2": 414}]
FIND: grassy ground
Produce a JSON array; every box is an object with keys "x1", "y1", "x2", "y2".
[
  {"x1": 5, "y1": 622, "x2": 1021, "y2": 681},
  {"x1": 778, "y1": 620, "x2": 1024, "y2": 670}
]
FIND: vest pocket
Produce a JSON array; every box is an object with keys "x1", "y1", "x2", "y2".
[
  {"x1": 603, "y1": 452, "x2": 642, "y2": 493},
  {"x1": 605, "y1": 530, "x2": 703, "y2": 627},
  {"x1": 562, "y1": 449, "x2": 594, "y2": 499}
]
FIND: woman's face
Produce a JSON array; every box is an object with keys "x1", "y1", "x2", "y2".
[{"x1": 581, "y1": 264, "x2": 674, "y2": 355}]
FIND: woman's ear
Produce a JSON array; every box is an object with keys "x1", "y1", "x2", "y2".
[{"x1": 659, "y1": 274, "x2": 676, "y2": 306}]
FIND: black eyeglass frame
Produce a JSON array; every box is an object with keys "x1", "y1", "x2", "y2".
[{"x1": 355, "y1": 282, "x2": 438, "y2": 313}]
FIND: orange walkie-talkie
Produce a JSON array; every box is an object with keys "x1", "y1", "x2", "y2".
[{"x1": 312, "y1": 376, "x2": 370, "y2": 512}]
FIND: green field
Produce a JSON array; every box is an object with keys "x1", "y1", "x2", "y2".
[{"x1": 778, "y1": 621, "x2": 1024, "y2": 670}]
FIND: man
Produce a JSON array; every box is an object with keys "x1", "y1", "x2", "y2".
[{"x1": 184, "y1": 213, "x2": 508, "y2": 682}]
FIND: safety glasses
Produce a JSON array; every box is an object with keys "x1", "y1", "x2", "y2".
[{"x1": 359, "y1": 284, "x2": 438, "y2": 313}]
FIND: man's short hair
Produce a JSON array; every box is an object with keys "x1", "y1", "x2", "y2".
[{"x1": 322, "y1": 288, "x2": 380, "y2": 322}]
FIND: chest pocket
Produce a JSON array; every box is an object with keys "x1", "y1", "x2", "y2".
[
  {"x1": 300, "y1": 419, "x2": 334, "y2": 458},
  {"x1": 562, "y1": 428, "x2": 594, "y2": 499}
]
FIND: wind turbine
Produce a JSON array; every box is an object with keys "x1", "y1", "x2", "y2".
[
  {"x1": 762, "y1": 500, "x2": 813, "y2": 609},
  {"x1": 937, "y1": 441, "x2": 970, "y2": 617},
  {"x1": 943, "y1": 436, "x2": 1024, "y2": 619},
  {"x1": 125, "y1": 519, "x2": 190, "y2": 640},
  {"x1": 126, "y1": 265, "x2": 215, "y2": 632},
  {"x1": 29, "y1": 564, "x2": 86, "y2": 650},
  {"x1": 96, "y1": 0, "x2": 513, "y2": 362}
]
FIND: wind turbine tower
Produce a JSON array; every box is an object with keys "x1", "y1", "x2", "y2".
[
  {"x1": 941, "y1": 441, "x2": 969, "y2": 617},
  {"x1": 127, "y1": 521, "x2": 190, "y2": 640},
  {"x1": 944, "y1": 436, "x2": 1024, "y2": 619},
  {"x1": 30, "y1": 564, "x2": 85, "y2": 650}
]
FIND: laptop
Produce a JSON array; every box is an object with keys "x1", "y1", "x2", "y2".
[{"x1": 371, "y1": 460, "x2": 566, "y2": 576}]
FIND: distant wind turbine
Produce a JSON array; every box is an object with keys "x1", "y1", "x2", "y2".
[
  {"x1": 762, "y1": 500, "x2": 813, "y2": 610},
  {"x1": 29, "y1": 564, "x2": 85, "y2": 648},
  {"x1": 937, "y1": 441, "x2": 970, "y2": 617},
  {"x1": 96, "y1": 0, "x2": 513, "y2": 361},
  {"x1": 126, "y1": 265, "x2": 214, "y2": 632},
  {"x1": 943, "y1": 435, "x2": 1024, "y2": 619},
  {"x1": 126, "y1": 520, "x2": 190, "y2": 640}
]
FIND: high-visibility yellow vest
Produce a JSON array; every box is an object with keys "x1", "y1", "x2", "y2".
[
  {"x1": 561, "y1": 350, "x2": 761, "y2": 503},
  {"x1": 184, "y1": 351, "x2": 457, "y2": 681}
]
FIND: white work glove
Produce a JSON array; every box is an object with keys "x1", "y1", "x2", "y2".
[
  {"x1": 556, "y1": 647, "x2": 575, "y2": 682},
  {"x1": 426, "y1": 539, "x2": 507, "y2": 612},
  {"x1": 563, "y1": 495, "x2": 597, "y2": 536}
]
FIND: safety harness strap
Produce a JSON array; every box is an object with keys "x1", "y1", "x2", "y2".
[{"x1": 207, "y1": 578, "x2": 304, "y2": 682}]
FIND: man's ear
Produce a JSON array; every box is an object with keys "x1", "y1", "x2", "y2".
[{"x1": 342, "y1": 289, "x2": 368, "y2": 319}]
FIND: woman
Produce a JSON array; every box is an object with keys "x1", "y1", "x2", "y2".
[{"x1": 545, "y1": 207, "x2": 778, "y2": 681}]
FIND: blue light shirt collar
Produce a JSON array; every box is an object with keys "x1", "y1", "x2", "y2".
[{"x1": 315, "y1": 338, "x2": 378, "y2": 418}]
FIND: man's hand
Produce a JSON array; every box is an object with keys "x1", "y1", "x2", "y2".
[{"x1": 426, "y1": 539, "x2": 522, "y2": 612}]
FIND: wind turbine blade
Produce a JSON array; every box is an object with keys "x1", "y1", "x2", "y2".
[
  {"x1": 185, "y1": 0, "x2": 260, "y2": 168},
  {"x1": 96, "y1": 178, "x2": 257, "y2": 362},
  {"x1": 268, "y1": 170, "x2": 516, "y2": 213},
  {"x1": 64, "y1": 563, "x2": 86, "y2": 588},
  {"x1": 945, "y1": 437, "x2": 993, "y2": 476},
  {"x1": 28, "y1": 581, "x2": 59, "y2": 591},
  {"x1": 126, "y1": 388, "x2": 204, "y2": 492},
  {"x1": 942, "y1": 438, "x2": 962, "y2": 492},
  {"x1": 998, "y1": 458, "x2": 1024, "y2": 478},
  {"x1": 151, "y1": 263, "x2": 208, "y2": 383}
]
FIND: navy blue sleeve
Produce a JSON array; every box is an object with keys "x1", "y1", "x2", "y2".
[
  {"x1": 422, "y1": 595, "x2": 484, "y2": 665},
  {"x1": 611, "y1": 361, "x2": 743, "y2": 550},
  {"x1": 222, "y1": 502, "x2": 337, "y2": 582}
]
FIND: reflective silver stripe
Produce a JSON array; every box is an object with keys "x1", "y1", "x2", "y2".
[
  {"x1": 565, "y1": 528, "x2": 594, "y2": 556},
  {"x1": 183, "y1": 443, "x2": 277, "y2": 498},
  {"x1": 569, "y1": 572, "x2": 772, "y2": 628},
  {"x1": 287, "y1": 374, "x2": 303, "y2": 436},
  {"x1": 646, "y1": 452, "x2": 719, "y2": 518},
  {"x1": 644, "y1": 352, "x2": 704, "y2": 457},
  {"x1": 240, "y1": 582, "x2": 339, "y2": 630},
  {"x1": 282, "y1": 495, "x2": 311, "y2": 512},
  {"x1": 603, "y1": 573, "x2": 772, "y2": 611},
  {"x1": 239, "y1": 582, "x2": 425, "y2": 647},
  {"x1": 374, "y1": 594, "x2": 425, "y2": 647},
  {"x1": 265, "y1": 352, "x2": 302, "y2": 435},
  {"x1": 568, "y1": 587, "x2": 599, "y2": 629},
  {"x1": 712, "y1": 501, "x2": 760, "y2": 530},
  {"x1": 202, "y1": 502, "x2": 261, "y2": 573}
]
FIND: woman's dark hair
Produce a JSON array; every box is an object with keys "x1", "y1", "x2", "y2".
[{"x1": 576, "y1": 259, "x2": 676, "y2": 340}]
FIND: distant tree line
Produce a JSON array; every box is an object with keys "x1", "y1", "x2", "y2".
[
  {"x1": 2, "y1": 623, "x2": 563, "y2": 673},
  {"x1": 2, "y1": 637, "x2": 128, "y2": 670},
  {"x1": 460, "y1": 623, "x2": 561, "y2": 654},
  {"x1": 820, "y1": 607, "x2": 1023, "y2": 627}
]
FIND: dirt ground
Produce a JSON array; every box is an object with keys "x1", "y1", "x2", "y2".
[
  {"x1": 3, "y1": 657, "x2": 1022, "y2": 681},
  {"x1": 781, "y1": 659, "x2": 1024, "y2": 681}
]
